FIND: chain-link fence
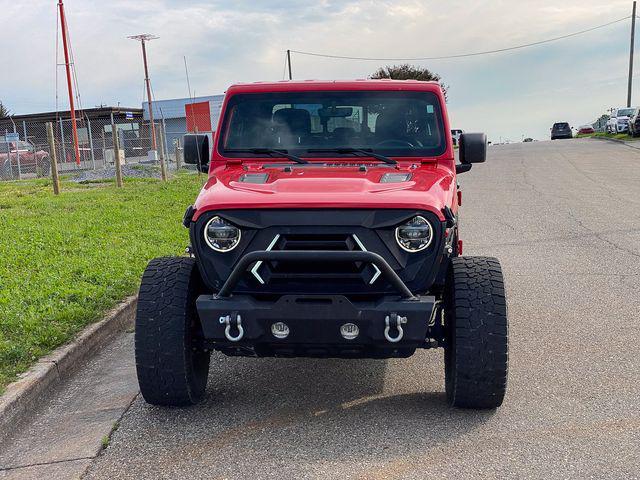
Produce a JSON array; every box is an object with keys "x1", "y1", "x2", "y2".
[
  {"x1": 0, "y1": 116, "x2": 188, "y2": 182},
  {"x1": 591, "y1": 114, "x2": 610, "y2": 133}
]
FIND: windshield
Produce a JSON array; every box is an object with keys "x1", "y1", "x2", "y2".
[
  {"x1": 618, "y1": 108, "x2": 635, "y2": 117},
  {"x1": 553, "y1": 123, "x2": 569, "y2": 129},
  {"x1": 219, "y1": 91, "x2": 446, "y2": 158}
]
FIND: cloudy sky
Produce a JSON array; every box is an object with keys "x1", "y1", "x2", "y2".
[{"x1": 0, "y1": 0, "x2": 636, "y2": 141}]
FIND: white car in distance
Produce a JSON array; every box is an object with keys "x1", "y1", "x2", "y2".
[{"x1": 606, "y1": 107, "x2": 637, "y2": 134}]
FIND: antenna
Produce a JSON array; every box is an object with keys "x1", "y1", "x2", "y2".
[
  {"x1": 182, "y1": 57, "x2": 203, "y2": 180},
  {"x1": 184, "y1": 56, "x2": 193, "y2": 101}
]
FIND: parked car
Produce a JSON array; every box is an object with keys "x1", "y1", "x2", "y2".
[
  {"x1": 551, "y1": 122, "x2": 572, "y2": 140},
  {"x1": 628, "y1": 110, "x2": 640, "y2": 137},
  {"x1": 451, "y1": 129, "x2": 463, "y2": 146},
  {"x1": 606, "y1": 107, "x2": 636, "y2": 134},
  {"x1": 0, "y1": 139, "x2": 50, "y2": 180},
  {"x1": 523, "y1": 137, "x2": 534, "y2": 142},
  {"x1": 577, "y1": 125, "x2": 595, "y2": 135},
  {"x1": 134, "y1": 80, "x2": 508, "y2": 410}
]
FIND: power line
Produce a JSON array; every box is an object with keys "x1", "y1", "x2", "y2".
[
  {"x1": 290, "y1": 15, "x2": 631, "y2": 61},
  {"x1": 65, "y1": 8, "x2": 84, "y2": 113}
]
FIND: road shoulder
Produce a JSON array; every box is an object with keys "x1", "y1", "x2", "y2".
[
  {"x1": 0, "y1": 297, "x2": 136, "y2": 442},
  {"x1": 0, "y1": 297, "x2": 139, "y2": 479},
  {"x1": 0, "y1": 333, "x2": 138, "y2": 479}
]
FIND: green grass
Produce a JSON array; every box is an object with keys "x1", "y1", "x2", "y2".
[
  {"x1": 578, "y1": 132, "x2": 640, "y2": 141},
  {"x1": 102, "y1": 420, "x2": 120, "y2": 449},
  {"x1": 0, "y1": 173, "x2": 204, "y2": 392}
]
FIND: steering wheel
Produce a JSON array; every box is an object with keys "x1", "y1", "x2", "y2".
[{"x1": 374, "y1": 139, "x2": 415, "y2": 148}]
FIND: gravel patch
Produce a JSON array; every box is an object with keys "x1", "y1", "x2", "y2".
[{"x1": 70, "y1": 163, "x2": 195, "y2": 183}]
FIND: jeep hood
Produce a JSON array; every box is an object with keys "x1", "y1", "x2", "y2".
[{"x1": 193, "y1": 163, "x2": 455, "y2": 221}]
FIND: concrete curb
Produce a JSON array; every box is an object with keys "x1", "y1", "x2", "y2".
[
  {"x1": 589, "y1": 135, "x2": 640, "y2": 150},
  {"x1": 0, "y1": 296, "x2": 137, "y2": 444}
]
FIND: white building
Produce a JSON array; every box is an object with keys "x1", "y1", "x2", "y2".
[{"x1": 142, "y1": 95, "x2": 224, "y2": 150}]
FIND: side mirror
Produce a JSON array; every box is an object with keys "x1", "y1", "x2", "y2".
[
  {"x1": 459, "y1": 133, "x2": 487, "y2": 164},
  {"x1": 456, "y1": 164, "x2": 473, "y2": 174},
  {"x1": 183, "y1": 134, "x2": 209, "y2": 173}
]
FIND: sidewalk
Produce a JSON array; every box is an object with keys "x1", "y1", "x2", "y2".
[{"x1": 0, "y1": 333, "x2": 138, "y2": 479}]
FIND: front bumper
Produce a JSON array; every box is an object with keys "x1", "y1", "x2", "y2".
[
  {"x1": 195, "y1": 250, "x2": 439, "y2": 358},
  {"x1": 197, "y1": 293, "x2": 436, "y2": 358},
  {"x1": 617, "y1": 123, "x2": 629, "y2": 132}
]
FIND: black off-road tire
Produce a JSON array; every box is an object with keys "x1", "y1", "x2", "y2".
[
  {"x1": 444, "y1": 257, "x2": 508, "y2": 409},
  {"x1": 135, "y1": 256, "x2": 210, "y2": 406}
]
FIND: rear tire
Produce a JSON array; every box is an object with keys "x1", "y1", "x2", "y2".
[
  {"x1": 135, "y1": 256, "x2": 210, "y2": 406},
  {"x1": 444, "y1": 257, "x2": 508, "y2": 409}
]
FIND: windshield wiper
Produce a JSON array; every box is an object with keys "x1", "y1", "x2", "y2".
[
  {"x1": 225, "y1": 148, "x2": 308, "y2": 164},
  {"x1": 307, "y1": 148, "x2": 397, "y2": 165}
]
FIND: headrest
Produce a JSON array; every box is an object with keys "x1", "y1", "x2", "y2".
[
  {"x1": 272, "y1": 108, "x2": 311, "y2": 135},
  {"x1": 375, "y1": 111, "x2": 406, "y2": 137}
]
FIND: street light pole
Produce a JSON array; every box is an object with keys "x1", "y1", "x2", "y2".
[
  {"x1": 628, "y1": 1, "x2": 636, "y2": 107},
  {"x1": 129, "y1": 34, "x2": 159, "y2": 151}
]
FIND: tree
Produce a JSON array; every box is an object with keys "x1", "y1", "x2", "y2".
[
  {"x1": 0, "y1": 101, "x2": 9, "y2": 118},
  {"x1": 371, "y1": 64, "x2": 449, "y2": 101}
]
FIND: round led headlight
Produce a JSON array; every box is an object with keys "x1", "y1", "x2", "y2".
[
  {"x1": 204, "y1": 216, "x2": 241, "y2": 252},
  {"x1": 395, "y1": 216, "x2": 433, "y2": 252}
]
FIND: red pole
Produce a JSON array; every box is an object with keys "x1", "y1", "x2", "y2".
[{"x1": 58, "y1": 0, "x2": 81, "y2": 166}]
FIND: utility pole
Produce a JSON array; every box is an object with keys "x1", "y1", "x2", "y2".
[
  {"x1": 287, "y1": 49, "x2": 292, "y2": 80},
  {"x1": 129, "y1": 34, "x2": 159, "y2": 152},
  {"x1": 58, "y1": 0, "x2": 81, "y2": 166},
  {"x1": 628, "y1": 1, "x2": 637, "y2": 107}
]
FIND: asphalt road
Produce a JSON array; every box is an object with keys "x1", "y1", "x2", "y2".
[{"x1": 84, "y1": 139, "x2": 640, "y2": 480}]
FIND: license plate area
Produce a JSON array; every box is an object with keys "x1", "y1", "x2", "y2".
[{"x1": 196, "y1": 294, "x2": 436, "y2": 347}]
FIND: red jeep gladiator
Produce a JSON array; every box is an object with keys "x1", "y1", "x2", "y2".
[{"x1": 135, "y1": 80, "x2": 508, "y2": 410}]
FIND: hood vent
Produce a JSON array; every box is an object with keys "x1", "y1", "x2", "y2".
[
  {"x1": 380, "y1": 172, "x2": 412, "y2": 183},
  {"x1": 239, "y1": 173, "x2": 269, "y2": 184}
]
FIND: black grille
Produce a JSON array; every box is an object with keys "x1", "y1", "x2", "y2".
[
  {"x1": 278, "y1": 233, "x2": 354, "y2": 251},
  {"x1": 191, "y1": 209, "x2": 445, "y2": 296},
  {"x1": 256, "y1": 233, "x2": 376, "y2": 282}
]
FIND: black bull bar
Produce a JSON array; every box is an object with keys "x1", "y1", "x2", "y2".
[
  {"x1": 215, "y1": 250, "x2": 417, "y2": 299},
  {"x1": 196, "y1": 250, "x2": 437, "y2": 356}
]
